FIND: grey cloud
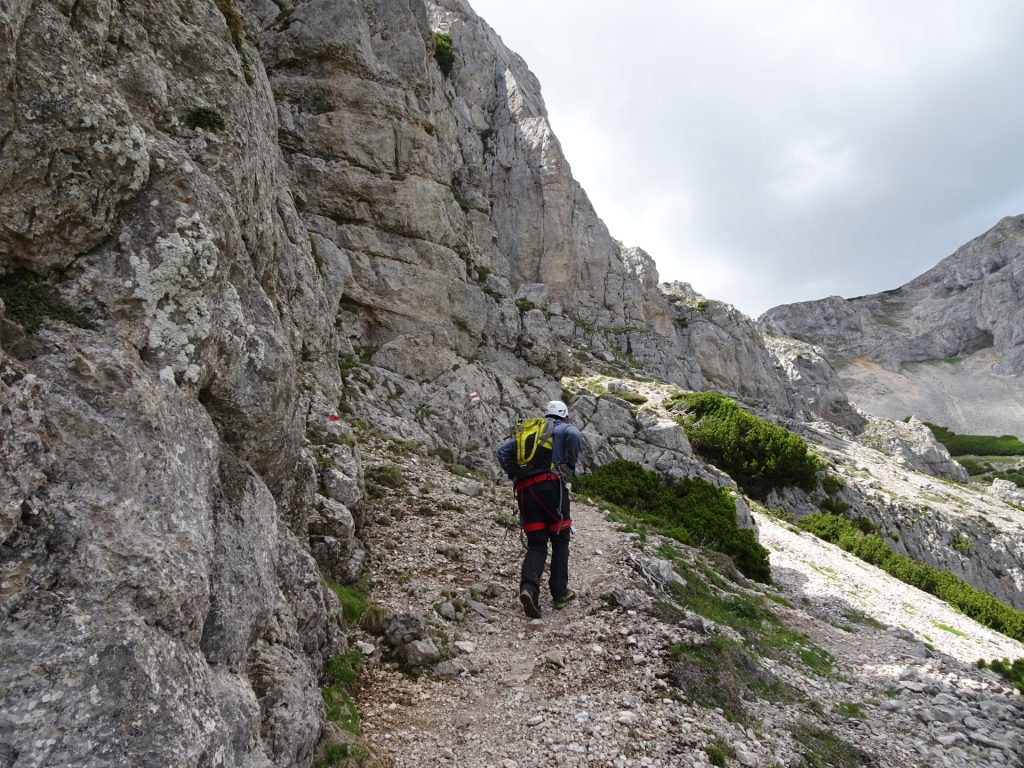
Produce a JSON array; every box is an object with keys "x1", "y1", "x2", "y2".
[{"x1": 470, "y1": 0, "x2": 1024, "y2": 316}]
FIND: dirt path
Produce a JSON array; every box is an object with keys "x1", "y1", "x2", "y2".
[{"x1": 350, "y1": 442, "x2": 1024, "y2": 768}]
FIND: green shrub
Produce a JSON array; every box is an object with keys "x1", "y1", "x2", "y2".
[
  {"x1": 924, "y1": 422, "x2": 1024, "y2": 456},
  {"x1": 819, "y1": 496, "x2": 850, "y2": 516},
  {"x1": 0, "y1": 272, "x2": 94, "y2": 333},
  {"x1": 957, "y1": 457, "x2": 985, "y2": 475},
  {"x1": 364, "y1": 463, "x2": 405, "y2": 498},
  {"x1": 185, "y1": 106, "x2": 226, "y2": 132},
  {"x1": 673, "y1": 391, "x2": 822, "y2": 499},
  {"x1": 574, "y1": 459, "x2": 770, "y2": 582},
  {"x1": 433, "y1": 32, "x2": 454, "y2": 75},
  {"x1": 704, "y1": 738, "x2": 734, "y2": 767},
  {"x1": 790, "y1": 721, "x2": 875, "y2": 767},
  {"x1": 822, "y1": 475, "x2": 845, "y2": 494},
  {"x1": 797, "y1": 513, "x2": 1024, "y2": 643},
  {"x1": 976, "y1": 657, "x2": 1024, "y2": 693}
]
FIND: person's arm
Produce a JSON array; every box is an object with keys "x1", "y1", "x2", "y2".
[
  {"x1": 553, "y1": 424, "x2": 582, "y2": 478},
  {"x1": 563, "y1": 425, "x2": 582, "y2": 471},
  {"x1": 494, "y1": 438, "x2": 517, "y2": 478}
]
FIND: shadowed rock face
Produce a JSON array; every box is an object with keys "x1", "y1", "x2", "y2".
[{"x1": 0, "y1": 2, "x2": 342, "y2": 765}]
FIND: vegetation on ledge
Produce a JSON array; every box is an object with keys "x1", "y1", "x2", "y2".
[
  {"x1": 924, "y1": 421, "x2": 1024, "y2": 457},
  {"x1": 575, "y1": 459, "x2": 770, "y2": 582},
  {"x1": 670, "y1": 391, "x2": 821, "y2": 500}
]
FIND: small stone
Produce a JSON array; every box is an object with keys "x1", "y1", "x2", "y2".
[
  {"x1": 527, "y1": 715, "x2": 544, "y2": 727},
  {"x1": 454, "y1": 641, "x2": 477, "y2": 654},
  {"x1": 433, "y1": 660, "x2": 464, "y2": 678},
  {"x1": 402, "y1": 638, "x2": 440, "y2": 667},
  {"x1": 355, "y1": 641, "x2": 375, "y2": 656},
  {"x1": 617, "y1": 711, "x2": 637, "y2": 725},
  {"x1": 543, "y1": 650, "x2": 565, "y2": 669}
]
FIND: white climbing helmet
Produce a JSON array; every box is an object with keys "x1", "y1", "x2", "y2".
[{"x1": 544, "y1": 400, "x2": 569, "y2": 419}]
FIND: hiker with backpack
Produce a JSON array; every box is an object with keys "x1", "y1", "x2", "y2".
[{"x1": 494, "y1": 400, "x2": 583, "y2": 618}]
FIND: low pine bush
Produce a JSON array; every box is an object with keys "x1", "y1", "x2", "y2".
[
  {"x1": 672, "y1": 392, "x2": 821, "y2": 499},
  {"x1": 575, "y1": 459, "x2": 770, "y2": 582},
  {"x1": 797, "y1": 513, "x2": 1024, "y2": 643},
  {"x1": 924, "y1": 422, "x2": 1024, "y2": 457},
  {"x1": 976, "y1": 657, "x2": 1024, "y2": 693}
]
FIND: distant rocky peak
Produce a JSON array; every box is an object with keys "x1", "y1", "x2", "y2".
[{"x1": 760, "y1": 214, "x2": 1024, "y2": 376}]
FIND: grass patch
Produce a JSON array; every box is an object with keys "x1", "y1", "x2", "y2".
[
  {"x1": 0, "y1": 271, "x2": 93, "y2": 332},
  {"x1": 574, "y1": 459, "x2": 770, "y2": 582},
  {"x1": 663, "y1": 569, "x2": 835, "y2": 680},
  {"x1": 670, "y1": 391, "x2": 821, "y2": 500},
  {"x1": 323, "y1": 686, "x2": 360, "y2": 736},
  {"x1": 704, "y1": 736, "x2": 735, "y2": 766},
  {"x1": 790, "y1": 720, "x2": 875, "y2": 767},
  {"x1": 316, "y1": 742, "x2": 371, "y2": 767},
  {"x1": 364, "y1": 463, "x2": 406, "y2": 498},
  {"x1": 832, "y1": 701, "x2": 865, "y2": 718},
  {"x1": 931, "y1": 621, "x2": 967, "y2": 637},
  {"x1": 925, "y1": 422, "x2": 1024, "y2": 457},
  {"x1": 669, "y1": 635, "x2": 786, "y2": 722},
  {"x1": 321, "y1": 650, "x2": 364, "y2": 738},
  {"x1": 798, "y1": 513, "x2": 1024, "y2": 643},
  {"x1": 842, "y1": 607, "x2": 886, "y2": 630},
  {"x1": 323, "y1": 576, "x2": 369, "y2": 624}
]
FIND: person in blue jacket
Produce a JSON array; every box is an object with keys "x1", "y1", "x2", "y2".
[{"x1": 495, "y1": 400, "x2": 583, "y2": 618}]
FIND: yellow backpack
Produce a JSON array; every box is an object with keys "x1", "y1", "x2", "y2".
[{"x1": 513, "y1": 417, "x2": 555, "y2": 479}]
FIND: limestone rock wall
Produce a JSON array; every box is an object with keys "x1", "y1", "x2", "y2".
[{"x1": 0, "y1": 2, "x2": 350, "y2": 765}]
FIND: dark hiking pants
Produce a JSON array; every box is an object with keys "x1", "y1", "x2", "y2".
[{"x1": 516, "y1": 476, "x2": 572, "y2": 601}]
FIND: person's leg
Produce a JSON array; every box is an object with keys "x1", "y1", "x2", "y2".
[
  {"x1": 520, "y1": 529, "x2": 549, "y2": 600},
  {"x1": 549, "y1": 527, "x2": 570, "y2": 600}
]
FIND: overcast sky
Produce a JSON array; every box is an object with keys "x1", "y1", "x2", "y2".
[{"x1": 469, "y1": 1, "x2": 1024, "y2": 317}]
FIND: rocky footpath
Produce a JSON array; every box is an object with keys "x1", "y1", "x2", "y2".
[{"x1": 340, "y1": 437, "x2": 1024, "y2": 768}]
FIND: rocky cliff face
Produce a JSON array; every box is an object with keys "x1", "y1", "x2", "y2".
[{"x1": 760, "y1": 215, "x2": 1024, "y2": 435}]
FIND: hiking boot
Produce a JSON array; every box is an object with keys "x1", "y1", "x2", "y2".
[
  {"x1": 553, "y1": 590, "x2": 577, "y2": 610},
  {"x1": 519, "y1": 590, "x2": 542, "y2": 619}
]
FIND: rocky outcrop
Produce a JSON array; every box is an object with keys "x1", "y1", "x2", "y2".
[
  {"x1": 859, "y1": 416, "x2": 970, "y2": 482},
  {"x1": 569, "y1": 390, "x2": 758, "y2": 533},
  {"x1": 763, "y1": 335, "x2": 866, "y2": 431},
  {"x1": 760, "y1": 216, "x2": 1024, "y2": 435},
  {"x1": 798, "y1": 421, "x2": 1024, "y2": 612},
  {"x1": 760, "y1": 215, "x2": 1024, "y2": 374}
]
